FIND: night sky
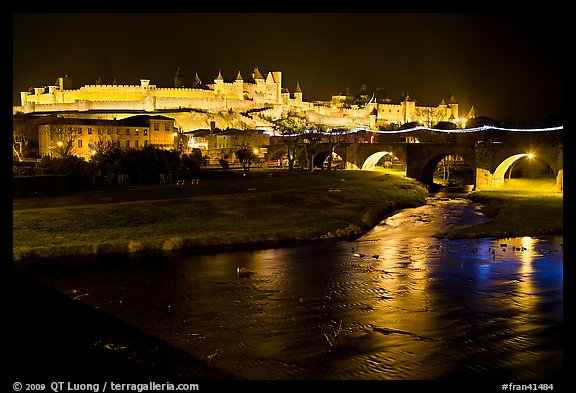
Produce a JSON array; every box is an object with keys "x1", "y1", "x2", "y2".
[{"x1": 12, "y1": 11, "x2": 564, "y2": 124}]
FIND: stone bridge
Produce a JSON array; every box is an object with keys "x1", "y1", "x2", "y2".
[{"x1": 268, "y1": 126, "x2": 563, "y2": 192}]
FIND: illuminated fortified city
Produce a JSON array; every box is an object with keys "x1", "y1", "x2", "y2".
[{"x1": 15, "y1": 68, "x2": 470, "y2": 132}]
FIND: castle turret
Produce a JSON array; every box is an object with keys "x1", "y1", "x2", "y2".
[
  {"x1": 235, "y1": 70, "x2": 244, "y2": 99},
  {"x1": 56, "y1": 75, "x2": 72, "y2": 90},
  {"x1": 401, "y1": 92, "x2": 415, "y2": 123},
  {"x1": 281, "y1": 88, "x2": 290, "y2": 104},
  {"x1": 214, "y1": 70, "x2": 224, "y2": 95},
  {"x1": 369, "y1": 107, "x2": 378, "y2": 129},
  {"x1": 294, "y1": 81, "x2": 303, "y2": 103},
  {"x1": 271, "y1": 71, "x2": 282, "y2": 104},
  {"x1": 193, "y1": 72, "x2": 202, "y2": 87},
  {"x1": 174, "y1": 67, "x2": 185, "y2": 88},
  {"x1": 252, "y1": 67, "x2": 264, "y2": 81},
  {"x1": 448, "y1": 94, "x2": 459, "y2": 120},
  {"x1": 252, "y1": 67, "x2": 265, "y2": 102},
  {"x1": 438, "y1": 98, "x2": 448, "y2": 121}
]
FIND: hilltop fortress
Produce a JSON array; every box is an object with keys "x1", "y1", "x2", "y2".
[{"x1": 14, "y1": 68, "x2": 468, "y2": 131}]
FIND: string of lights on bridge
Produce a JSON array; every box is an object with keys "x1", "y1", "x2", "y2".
[{"x1": 265, "y1": 125, "x2": 563, "y2": 137}]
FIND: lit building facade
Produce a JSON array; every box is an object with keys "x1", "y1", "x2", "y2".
[{"x1": 37, "y1": 115, "x2": 181, "y2": 160}]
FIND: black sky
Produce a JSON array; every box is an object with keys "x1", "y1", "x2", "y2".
[{"x1": 12, "y1": 12, "x2": 564, "y2": 124}]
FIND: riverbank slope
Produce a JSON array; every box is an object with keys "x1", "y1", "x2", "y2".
[
  {"x1": 439, "y1": 178, "x2": 563, "y2": 239},
  {"x1": 13, "y1": 170, "x2": 429, "y2": 261}
]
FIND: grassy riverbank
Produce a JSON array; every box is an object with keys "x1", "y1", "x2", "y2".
[
  {"x1": 439, "y1": 177, "x2": 563, "y2": 239},
  {"x1": 13, "y1": 170, "x2": 428, "y2": 261}
]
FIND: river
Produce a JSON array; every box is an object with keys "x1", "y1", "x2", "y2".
[{"x1": 18, "y1": 196, "x2": 563, "y2": 381}]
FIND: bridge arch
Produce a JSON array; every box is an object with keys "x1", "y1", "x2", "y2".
[
  {"x1": 362, "y1": 151, "x2": 393, "y2": 170},
  {"x1": 314, "y1": 151, "x2": 344, "y2": 169},
  {"x1": 492, "y1": 153, "x2": 529, "y2": 188},
  {"x1": 492, "y1": 152, "x2": 558, "y2": 189},
  {"x1": 418, "y1": 152, "x2": 476, "y2": 187}
]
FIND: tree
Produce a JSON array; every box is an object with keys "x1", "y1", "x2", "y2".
[
  {"x1": 179, "y1": 148, "x2": 204, "y2": 180},
  {"x1": 35, "y1": 155, "x2": 97, "y2": 191},
  {"x1": 235, "y1": 148, "x2": 257, "y2": 173},
  {"x1": 12, "y1": 114, "x2": 42, "y2": 160},
  {"x1": 301, "y1": 129, "x2": 321, "y2": 171},
  {"x1": 413, "y1": 107, "x2": 439, "y2": 128},
  {"x1": 50, "y1": 123, "x2": 79, "y2": 159},
  {"x1": 319, "y1": 125, "x2": 347, "y2": 171},
  {"x1": 272, "y1": 112, "x2": 310, "y2": 171}
]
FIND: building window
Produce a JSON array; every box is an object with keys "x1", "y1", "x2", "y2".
[
  {"x1": 143, "y1": 129, "x2": 148, "y2": 135},
  {"x1": 77, "y1": 127, "x2": 82, "y2": 135},
  {"x1": 135, "y1": 129, "x2": 139, "y2": 135},
  {"x1": 98, "y1": 128, "x2": 102, "y2": 135},
  {"x1": 165, "y1": 122, "x2": 170, "y2": 131},
  {"x1": 154, "y1": 122, "x2": 159, "y2": 130},
  {"x1": 134, "y1": 140, "x2": 139, "y2": 148},
  {"x1": 107, "y1": 128, "x2": 111, "y2": 135},
  {"x1": 126, "y1": 128, "x2": 130, "y2": 135},
  {"x1": 144, "y1": 140, "x2": 148, "y2": 147},
  {"x1": 126, "y1": 140, "x2": 130, "y2": 148},
  {"x1": 87, "y1": 128, "x2": 92, "y2": 134},
  {"x1": 78, "y1": 139, "x2": 83, "y2": 148}
]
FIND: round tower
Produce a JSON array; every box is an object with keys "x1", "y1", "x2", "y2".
[
  {"x1": 294, "y1": 81, "x2": 303, "y2": 103},
  {"x1": 214, "y1": 70, "x2": 224, "y2": 95},
  {"x1": 234, "y1": 70, "x2": 244, "y2": 99}
]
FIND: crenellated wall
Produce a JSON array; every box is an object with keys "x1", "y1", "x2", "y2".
[{"x1": 16, "y1": 70, "x2": 465, "y2": 128}]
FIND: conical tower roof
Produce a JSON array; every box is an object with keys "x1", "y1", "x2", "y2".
[
  {"x1": 214, "y1": 70, "x2": 224, "y2": 81},
  {"x1": 449, "y1": 94, "x2": 457, "y2": 104},
  {"x1": 467, "y1": 106, "x2": 476, "y2": 119},
  {"x1": 235, "y1": 70, "x2": 243, "y2": 81},
  {"x1": 295, "y1": 81, "x2": 302, "y2": 93},
  {"x1": 194, "y1": 73, "x2": 202, "y2": 85},
  {"x1": 252, "y1": 67, "x2": 264, "y2": 80}
]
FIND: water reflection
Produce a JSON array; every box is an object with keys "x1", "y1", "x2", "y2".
[{"x1": 21, "y1": 198, "x2": 563, "y2": 380}]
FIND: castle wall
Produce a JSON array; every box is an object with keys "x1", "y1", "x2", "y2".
[
  {"x1": 18, "y1": 72, "x2": 461, "y2": 129},
  {"x1": 306, "y1": 111, "x2": 371, "y2": 128}
]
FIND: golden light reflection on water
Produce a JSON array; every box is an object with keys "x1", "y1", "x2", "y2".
[{"x1": 28, "y1": 198, "x2": 560, "y2": 380}]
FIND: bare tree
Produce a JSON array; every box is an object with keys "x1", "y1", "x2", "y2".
[
  {"x1": 413, "y1": 107, "x2": 439, "y2": 128},
  {"x1": 12, "y1": 114, "x2": 37, "y2": 160},
  {"x1": 50, "y1": 120, "x2": 79, "y2": 158},
  {"x1": 272, "y1": 113, "x2": 309, "y2": 171},
  {"x1": 235, "y1": 148, "x2": 257, "y2": 173},
  {"x1": 301, "y1": 129, "x2": 321, "y2": 171},
  {"x1": 319, "y1": 125, "x2": 347, "y2": 171}
]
